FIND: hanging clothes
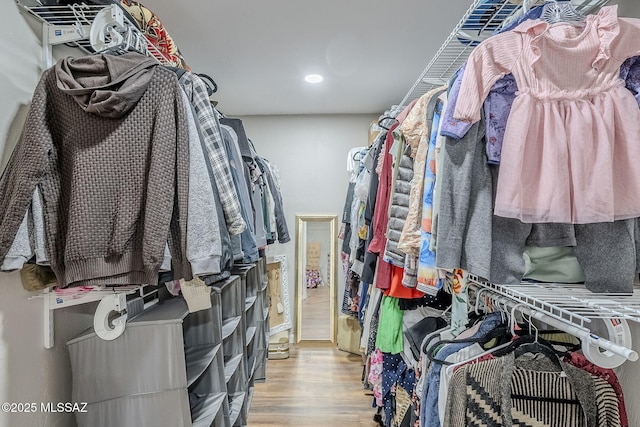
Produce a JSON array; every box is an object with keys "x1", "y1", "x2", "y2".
[
  {"x1": 398, "y1": 88, "x2": 446, "y2": 256},
  {"x1": 0, "y1": 53, "x2": 191, "y2": 286},
  {"x1": 176, "y1": 71, "x2": 246, "y2": 235},
  {"x1": 369, "y1": 125, "x2": 399, "y2": 290},
  {"x1": 219, "y1": 124, "x2": 259, "y2": 263},
  {"x1": 454, "y1": 5, "x2": 640, "y2": 224},
  {"x1": 255, "y1": 155, "x2": 290, "y2": 244},
  {"x1": 180, "y1": 90, "x2": 223, "y2": 276},
  {"x1": 444, "y1": 353, "x2": 621, "y2": 427},
  {"x1": 119, "y1": 0, "x2": 190, "y2": 69},
  {"x1": 416, "y1": 100, "x2": 443, "y2": 295}
]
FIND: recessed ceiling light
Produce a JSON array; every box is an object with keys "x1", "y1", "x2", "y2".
[{"x1": 305, "y1": 74, "x2": 324, "y2": 83}]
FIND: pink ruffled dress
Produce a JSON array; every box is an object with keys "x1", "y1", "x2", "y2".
[{"x1": 454, "y1": 5, "x2": 640, "y2": 224}]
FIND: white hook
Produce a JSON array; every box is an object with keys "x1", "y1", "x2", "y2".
[
  {"x1": 581, "y1": 318, "x2": 633, "y2": 368},
  {"x1": 93, "y1": 293, "x2": 127, "y2": 341},
  {"x1": 510, "y1": 303, "x2": 528, "y2": 336},
  {"x1": 474, "y1": 288, "x2": 490, "y2": 315}
]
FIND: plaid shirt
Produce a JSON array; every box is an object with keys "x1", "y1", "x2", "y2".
[{"x1": 178, "y1": 72, "x2": 246, "y2": 235}]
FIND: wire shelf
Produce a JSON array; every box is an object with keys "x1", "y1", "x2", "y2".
[
  {"x1": 399, "y1": 0, "x2": 610, "y2": 107},
  {"x1": 469, "y1": 274, "x2": 640, "y2": 329},
  {"x1": 19, "y1": 3, "x2": 106, "y2": 26},
  {"x1": 17, "y1": 1, "x2": 168, "y2": 65}
]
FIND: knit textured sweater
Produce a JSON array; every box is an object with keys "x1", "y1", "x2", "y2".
[
  {"x1": 444, "y1": 353, "x2": 621, "y2": 427},
  {"x1": 0, "y1": 53, "x2": 191, "y2": 286}
]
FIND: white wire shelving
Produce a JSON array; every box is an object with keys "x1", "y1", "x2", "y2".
[
  {"x1": 16, "y1": 2, "x2": 167, "y2": 69},
  {"x1": 470, "y1": 276, "x2": 640, "y2": 327},
  {"x1": 469, "y1": 274, "x2": 640, "y2": 326},
  {"x1": 468, "y1": 274, "x2": 640, "y2": 367},
  {"x1": 399, "y1": 0, "x2": 610, "y2": 107}
]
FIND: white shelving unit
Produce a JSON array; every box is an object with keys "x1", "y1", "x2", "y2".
[
  {"x1": 468, "y1": 275, "x2": 640, "y2": 368},
  {"x1": 16, "y1": 1, "x2": 167, "y2": 69}
]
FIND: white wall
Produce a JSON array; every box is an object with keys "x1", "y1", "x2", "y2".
[{"x1": 239, "y1": 114, "x2": 375, "y2": 341}]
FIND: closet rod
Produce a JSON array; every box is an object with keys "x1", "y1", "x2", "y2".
[{"x1": 520, "y1": 304, "x2": 637, "y2": 361}]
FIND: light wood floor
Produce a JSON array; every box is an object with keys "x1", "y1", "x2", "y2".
[
  {"x1": 301, "y1": 285, "x2": 331, "y2": 340},
  {"x1": 247, "y1": 345, "x2": 378, "y2": 426}
]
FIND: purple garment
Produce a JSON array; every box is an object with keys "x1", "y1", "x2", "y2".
[
  {"x1": 483, "y1": 74, "x2": 516, "y2": 164},
  {"x1": 440, "y1": 63, "x2": 472, "y2": 140},
  {"x1": 620, "y1": 56, "x2": 640, "y2": 105},
  {"x1": 442, "y1": 5, "x2": 640, "y2": 164}
]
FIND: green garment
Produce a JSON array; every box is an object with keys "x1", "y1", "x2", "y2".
[
  {"x1": 375, "y1": 296, "x2": 404, "y2": 354},
  {"x1": 523, "y1": 246, "x2": 585, "y2": 283}
]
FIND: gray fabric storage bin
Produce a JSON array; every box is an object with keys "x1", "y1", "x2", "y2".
[
  {"x1": 68, "y1": 300, "x2": 189, "y2": 404},
  {"x1": 76, "y1": 389, "x2": 192, "y2": 427}
]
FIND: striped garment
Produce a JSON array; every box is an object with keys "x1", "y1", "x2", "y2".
[{"x1": 444, "y1": 353, "x2": 621, "y2": 427}]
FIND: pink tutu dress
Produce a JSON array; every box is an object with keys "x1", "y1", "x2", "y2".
[{"x1": 454, "y1": 5, "x2": 640, "y2": 224}]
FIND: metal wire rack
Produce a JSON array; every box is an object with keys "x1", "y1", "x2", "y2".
[
  {"x1": 469, "y1": 274, "x2": 640, "y2": 328},
  {"x1": 16, "y1": 2, "x2": 167, "y2": 67},
  {"x1": 399, "y1": 0, "x2": 610, "y2": 107},
  {"x1": 467, "y1": 274, "x2": 640, "y2": 366}
]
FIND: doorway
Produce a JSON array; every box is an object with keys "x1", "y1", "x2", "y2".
[{"x1": 294, "y1": 214, "x2": 338, "y2": 343}]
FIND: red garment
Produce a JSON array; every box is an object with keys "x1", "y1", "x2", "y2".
[
  {"x1": 386, "y1": 265, "x2": 425, "y2": 299},
  {"x1": 375, "y1": 259, "x2": 392, "y2": 290},
  {"x1": 368, "y1": 124, "x2": 397, "y2": 255},
  {"x1": 370, "y1": 124, "x2": 398, "y2": 291}
]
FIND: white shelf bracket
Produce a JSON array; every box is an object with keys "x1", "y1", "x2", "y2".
[
  {"x1": 36, "y1": 285, "x2": 143, "y2": 349},
  {"x1": 41, "y1": 22, "x2": 53, "y2": 71},
  {"x1": 43, "y1": 287, "x2": 53, "y2": 349}
]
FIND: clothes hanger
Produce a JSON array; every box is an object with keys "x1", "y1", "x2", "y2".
[
  {"x1": 425, "y1": 323, "x2": 510, "y2": 365},
  {"x1": 540, "y1": 0, "x2": 586, "y2": 26},
  {"x1": 89, "y1": 5, "x2": 149, "y2": 56},
  {"x1": 196, "y1": 73, "x2": 218, "y2": 96},
  {"x1": 512, "y1": 313, "x2": 564, "y2": 369},
  {"x1": 377, "y1": 116, "x2": 397, "y2": 131}
]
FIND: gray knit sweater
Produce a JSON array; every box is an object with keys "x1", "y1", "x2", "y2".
[{"x1": 0, "y1": 53, "x2": 191, "y2": 286}]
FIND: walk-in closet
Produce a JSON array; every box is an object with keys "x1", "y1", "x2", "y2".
[{"x1": 2, "y1": 0, "x2": 640, "y2": 426}]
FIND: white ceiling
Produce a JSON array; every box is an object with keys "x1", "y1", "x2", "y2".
[{"x1": 145, "y1": 0, "x2": 472, "y2": 116}]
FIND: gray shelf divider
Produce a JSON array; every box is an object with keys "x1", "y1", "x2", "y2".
[
  {"x1": 228, "y1": 391, "x2": 247, "y2": 427},
  {"x1": 190, "y1": 392, "x2": 227, "y2": 427}
]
